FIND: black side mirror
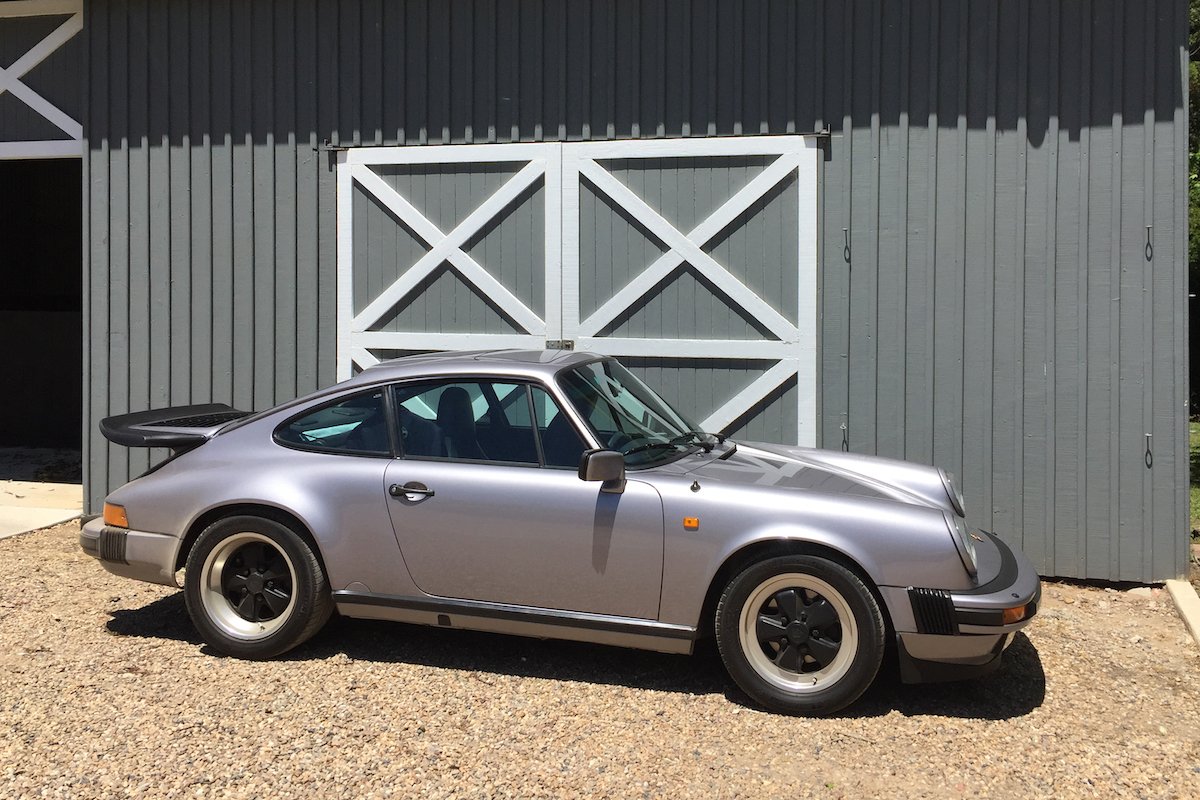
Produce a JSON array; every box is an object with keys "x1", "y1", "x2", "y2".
[{"x1": 578, "y1": 449, "x2": 626, "y2": 493}]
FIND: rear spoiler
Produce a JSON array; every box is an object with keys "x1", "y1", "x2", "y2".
[{"x1": 99, "y1": 404, "x2": 252, "y2": 450}]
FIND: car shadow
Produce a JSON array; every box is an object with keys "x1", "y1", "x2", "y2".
[
  {"x1": 106, "y1": 594, "x2": 1045, "y2": 720},
  {"x1": 844, "y1": 633, "x2": 1047, "y2": 721},
  {"x1": 106, "y1": 592, "x2": 205, "y2": 646}
]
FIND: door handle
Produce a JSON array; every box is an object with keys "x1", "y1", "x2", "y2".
[{"x1": 389, "y1": 482, "x2": 435, "y2": 499}]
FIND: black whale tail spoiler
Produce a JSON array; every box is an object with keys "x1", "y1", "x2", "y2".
[{"x1": 99, "y1": 404, "x2": 252, "y2": 450}]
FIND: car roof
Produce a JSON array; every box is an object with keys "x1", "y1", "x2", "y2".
[{"x1": 345, "y1": 349, "x2": 603, "y2": 385}]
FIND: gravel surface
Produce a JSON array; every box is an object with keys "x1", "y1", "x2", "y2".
[{"x1": 2, "y1": 521, "x2": 1199, "y2": 799}]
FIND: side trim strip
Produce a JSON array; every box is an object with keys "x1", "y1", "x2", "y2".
[{"x1": 332, "y1": 590, "x2": 697, "y2": 641}]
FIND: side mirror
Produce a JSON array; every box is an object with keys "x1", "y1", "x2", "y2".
[{"x1": 578, "y1": 449, "x2": 626, "y2": 493}]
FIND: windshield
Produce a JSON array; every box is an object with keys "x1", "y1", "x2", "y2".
[{"x1": 558, "y1": 359, "x2": 713, "y2": 466}]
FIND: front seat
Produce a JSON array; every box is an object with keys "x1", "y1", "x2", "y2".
[{"x1": 436, "y1": 386, "x2": 487, "y2": 460}]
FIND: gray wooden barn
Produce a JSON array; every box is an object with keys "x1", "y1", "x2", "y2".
[{"x1": 0, "y1": 0, "x2": 1189, "y2": 582}]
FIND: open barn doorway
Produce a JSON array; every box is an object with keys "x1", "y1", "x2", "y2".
[{"x1": 0, "y1": 158, "x2": 81, "y2": 481}]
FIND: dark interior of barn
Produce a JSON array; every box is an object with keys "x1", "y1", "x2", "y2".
[{"x1": 0, "y1": 158, "x2": 81, "y2": 465}]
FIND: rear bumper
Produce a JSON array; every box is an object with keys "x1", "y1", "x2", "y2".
[
  {"x1": 79, "y1": 516, "x2": 180, "y2": 587},
  {"x1": 895, "y1": 530, "x2": 1040, "y2": 684}
]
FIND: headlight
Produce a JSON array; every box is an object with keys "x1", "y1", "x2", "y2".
[
  {"x1": 945, "y1": 513, "x2": 978, "y2": 577},
  {"x1": 940, "y1": 469, "x2": 966, "y2": 517}
]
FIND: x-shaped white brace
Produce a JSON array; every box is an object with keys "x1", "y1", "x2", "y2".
[
  {"x1": 349, "y1": 162, "x2": 546, "y2": 336},
  {"x1": 574, "y1": 151, "x2": 802, "y2": 342},
  {"x1": 0, "y1": 13, "x2": 83, "y2": 141}
]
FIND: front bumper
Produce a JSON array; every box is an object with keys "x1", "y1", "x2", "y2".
[
  {"x1": 893, "y1": 530, "x2": 1041, "y2": 684},
  {"x1": 79, "y1": 516, "x2": 180, "y2": 587}
]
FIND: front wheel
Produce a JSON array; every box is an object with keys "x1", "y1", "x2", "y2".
[
  {"x1": 184, "y1": 516, "x2": 333, "y2": 659},
  {"x1": 715, "y1": 555, "x2": 885, "y2": 715}
]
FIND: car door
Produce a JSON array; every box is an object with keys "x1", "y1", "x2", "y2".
[{"x1": 383, "y1": 379, "x2": 664, "y2": 620}]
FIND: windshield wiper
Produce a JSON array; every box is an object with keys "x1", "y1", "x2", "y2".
[
  {"x1": 622, "y1": 431, "x2": 717, "y2": 458},
  {"x1": 671, "y1": 430, "x2": 723, "y2": 453},
  {"x1": 621, "y1": 440, "x2": 691, "y2": 457}
]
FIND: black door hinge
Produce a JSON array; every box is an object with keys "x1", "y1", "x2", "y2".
[{"x1": 314, "y1": 138, "x2": 350, "y2": 153}]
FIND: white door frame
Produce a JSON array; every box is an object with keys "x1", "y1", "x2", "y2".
[
  {"x1": 336, "y1": 142, "x2": 562, "y2": 378},
  {"x1": 561, "y1": 136, "x2": 819, "y2": 445},
  {"x1": 0, "y1": 0, "x2": 84, "y2": 160}
]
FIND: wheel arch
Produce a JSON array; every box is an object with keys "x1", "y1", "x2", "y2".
[
  {"x1": 176, "y1": 503, "x2": 326, "y2": 574},
  {"x1": 696, "y1": 539, "x2": 894, "y2": 640}
]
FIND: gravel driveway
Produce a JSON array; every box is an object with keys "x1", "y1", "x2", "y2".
[{"x1": 2, "y1": 522, "x2": 1198, "y2": 799}]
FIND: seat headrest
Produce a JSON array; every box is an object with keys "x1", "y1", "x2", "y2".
[{"x1": 437, "y1": 386, "x2": 475, "y2": 429}]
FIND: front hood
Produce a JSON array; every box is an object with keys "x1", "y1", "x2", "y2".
[{"x1": 684, "y1": 441, "x2": 955, "y2": 512}]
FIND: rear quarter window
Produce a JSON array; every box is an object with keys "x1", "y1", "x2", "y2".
[{"x1": 274, "y1": 390, "x2": 391, "y2": 456}]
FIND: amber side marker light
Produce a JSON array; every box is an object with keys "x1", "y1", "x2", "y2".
[
  {"x1": 103, "y1": 503, "x2": 129, "y2": 528},
  {"x1": 683, "y1": 517, "x2": 700, "y2": 531},
  {"x1": 1001, "y1": 605, "x2": 1028, "y2": 625}
]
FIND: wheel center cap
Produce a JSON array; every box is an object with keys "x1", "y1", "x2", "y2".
[
  {"x1": 786, "y1": 622, "x2": 810, "y2": 643},
  {"x1": 246, "y1": 574, "x2": 264, "y2": 594}
]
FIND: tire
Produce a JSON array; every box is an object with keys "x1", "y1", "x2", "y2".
[
  {"x1": 183, "y1": 515, "x2": 333, "y2": 659},
  {"x1": 715, "y1": 555, "x2": 885, "y2": 716}
]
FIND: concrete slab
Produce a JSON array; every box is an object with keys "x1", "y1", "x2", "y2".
[
  {"x1": 1165, "y1": 579, "x2": 1200, "y2": 649},
  {"x1": 0, "y1": 480, "x2": 82, "y2": 539}
]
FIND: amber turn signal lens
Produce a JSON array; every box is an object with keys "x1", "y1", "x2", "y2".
[
  {"x1": 683, "y1": 516, "x2": 700, "y2": 530},
  {"x1": 103, "y1": 502, "x2": 129, "y2": 528},
  {"x1": 1001, "y1": 605, "x2": 1026, "y2": 624}
]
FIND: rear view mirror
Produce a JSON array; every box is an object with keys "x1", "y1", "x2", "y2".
[{"x1": 578, "y1": 449, "x2": 626, "y2": 493}]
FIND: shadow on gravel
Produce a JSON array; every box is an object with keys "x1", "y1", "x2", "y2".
[
  {"x1": 844, "y1": 633, "x2": 1046, "y2": 720},
  {"x1": 107, "y1": 594, "x2": 1045, "y2": 720},
  {"x1": 303, "y1": 614, "x2": 732, "y2": 697},
  {"x1": 106, "y1": 593, "x2": 203, "y2": 646}
]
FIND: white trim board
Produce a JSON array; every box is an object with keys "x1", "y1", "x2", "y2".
[
  {"x1": 0, "y1": 0, "x2": 81, "y2": 18},
  {"x1": 0, "y1": 139, "x2": 81, "y2": 159}
]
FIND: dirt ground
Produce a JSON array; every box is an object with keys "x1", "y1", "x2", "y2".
[
  {"x1": 2, "y1": 521, "x2": 1198, "y2": 799},
  {"x1": 1192, "y1": 539, "x2": 1200, "y2": 593}
]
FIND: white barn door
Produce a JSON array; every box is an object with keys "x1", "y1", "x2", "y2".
[
  {"x1": 337, "y1": 136, "x2": 818, "y2": 445},
  {"x1": 337, "y1": 143, "x2": 561, "y2": 377},
  {"x1": 561, "y1": 137, "x2": 817, "y2": 445}
]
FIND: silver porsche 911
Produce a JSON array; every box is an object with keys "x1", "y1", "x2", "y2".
[{"x1": 81, "y1": 349, "x2": 1039, "y2": 715}]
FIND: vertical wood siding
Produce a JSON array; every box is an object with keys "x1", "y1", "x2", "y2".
[{"x1": 83, "y1": 0, "x2": 1188, "y2": 582}]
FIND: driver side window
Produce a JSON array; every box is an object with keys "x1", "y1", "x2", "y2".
[
  {"x1": 393, "y1": 381, "x2": 539, "y2": 465},
  {"x1": 390, "y1": 381, "x2": 587, "y2": 469}
]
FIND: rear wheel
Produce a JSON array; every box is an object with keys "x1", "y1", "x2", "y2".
[
  {"x1": 715, "y1": 555, "x2": 885, "y2": 715},
  {"x1": 184, "y1": 516, "x2": 332, "y2": 659}
]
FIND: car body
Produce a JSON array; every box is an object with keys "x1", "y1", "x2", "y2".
[{"x1": 81, "y1": 349, "x2": 1040, "y2": 715}]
